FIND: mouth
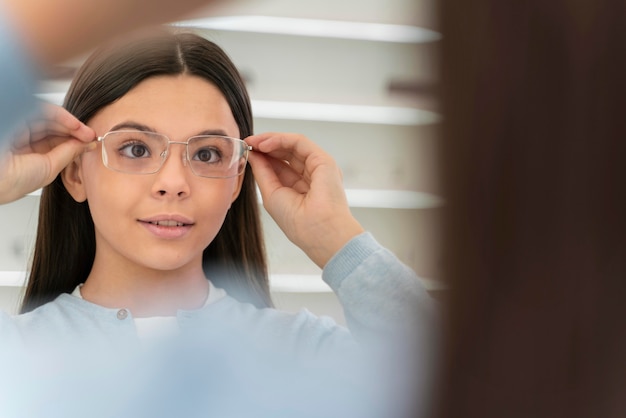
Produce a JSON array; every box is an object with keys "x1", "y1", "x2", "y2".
[
  {"x1": 138, "y1": 215, "x2": 195, "y2": 227},
  {"x1": 144, "y1": 220, "x2": 189, "y2": 227},
  {"x1": 138, "y1": 216, "x2": 194, "y2": 239}
]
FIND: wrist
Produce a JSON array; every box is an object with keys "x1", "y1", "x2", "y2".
[{"x1": 303, "y1": 217, "x2": 365, "y2": 269}]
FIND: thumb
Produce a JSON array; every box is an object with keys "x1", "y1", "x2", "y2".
[
  {"x1": 247, "y1": 151, "x2": 282, "y2": 203},
  {"x1": 44, "y1": 140, "x2": 95, "y2": 185}
]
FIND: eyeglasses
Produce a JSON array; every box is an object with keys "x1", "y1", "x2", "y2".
[{"x1": 96, "y1": 130, "x2": 251, "y2": 178}]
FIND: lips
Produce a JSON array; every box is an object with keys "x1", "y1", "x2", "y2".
[
  {"x1": 138, "y1": 215, "x2": 194, "y2": 239},
  {"x1": 139, "y1": 215, "x2": 194, "y2": 226},
  {"x1": 147, "y1": 220, "x2": 187, "y2": 227}
]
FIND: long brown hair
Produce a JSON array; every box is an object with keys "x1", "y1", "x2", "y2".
[{"x1": 21, "y1": 29, "x2": 272, "y2": 313}]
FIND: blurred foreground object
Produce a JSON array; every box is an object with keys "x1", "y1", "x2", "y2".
[
  {"x1": 2, "y1": 0, "x2": 226, "y2": 65},
  {"x1": 436, "y1": 1, "x2": 626, "y2": 417}
]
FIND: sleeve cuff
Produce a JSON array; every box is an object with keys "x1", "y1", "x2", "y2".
[{"x1": 322, "y1": 231, "x2": 381, "y2": 291}]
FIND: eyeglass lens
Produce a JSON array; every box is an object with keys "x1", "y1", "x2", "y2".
[{"x1": 101, "y1": 131, "x2": 247, "y2": 178}]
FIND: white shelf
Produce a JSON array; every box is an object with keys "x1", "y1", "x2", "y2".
[
  {"x1": 174, "y1": 16, "x2": 441, "y2": 44},
  {"x1": 345, "y1": 189, "x2": 442, "y2": 209},
  {"x1": 0, "y1": 272, "x2": 27, "y2": 287}
]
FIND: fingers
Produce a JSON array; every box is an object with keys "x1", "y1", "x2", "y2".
[
  {"x1": 248, "y1": 151, "x2": 310, "y2": 202},
  {"x1": 39, "y1": 102, "x2": 81, "y2": 129},
  {"x1": 44, "y1": 140, "x2": 95, "y2": 186},
  {"x1": 246, "y1": 132, "x2": 344, "y2": 192},
  {"x1": 247, "y1": 152, "x2": 293, "y2": 209},
  {"x1": 246, "y1": 132, "x2": 328, "y2": 176},
  {"x1": 246, "y1": 132, "x2": 364, "y2": 268},
  {"x1": 13, "y1": 103, "x2": 95, "y2": 149},
  {"x1": 37, "y1": 103, "x2": 95, "y2": 142},
  {"x1": 28, "y1": 119, "x2": 91, "y2": 143},
  {"x1": 247, "y1": 151, "x2": 280, "y2": 198},
  {"x1": 0, "y1": 140, "x2": 94, "y2": 204}
]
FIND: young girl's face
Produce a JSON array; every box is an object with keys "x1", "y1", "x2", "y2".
[{"x1": 63, "y1": 74, "x2": 244, "y2": 275}]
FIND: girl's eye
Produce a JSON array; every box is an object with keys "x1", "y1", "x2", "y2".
[
  {"x1": 119, "y1": 142, "x2": 151, "y2": 159},
  {"x1": 193, "y1": 147, "x2": 221, "y2": 163}
]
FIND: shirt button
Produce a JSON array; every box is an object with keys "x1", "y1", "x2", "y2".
[{"x1": 117, "y1": 309, "x2": 129, "y2": 320}]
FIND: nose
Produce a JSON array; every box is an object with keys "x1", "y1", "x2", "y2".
[{"x1": 151, "y1": 143, "x2": 191, "y2": 198}]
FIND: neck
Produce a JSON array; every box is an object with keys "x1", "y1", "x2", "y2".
[{"x1": 81, "y1": 254, "x2": 210, "y2": 317}]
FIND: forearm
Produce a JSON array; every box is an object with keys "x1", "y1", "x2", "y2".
[{"x1": 1, "y1": 0, "x2": 217, "y2": 66}]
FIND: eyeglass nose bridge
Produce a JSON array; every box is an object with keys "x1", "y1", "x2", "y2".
[{"x1": 161, "y1": 140, "x2": 191, "y2": 168}]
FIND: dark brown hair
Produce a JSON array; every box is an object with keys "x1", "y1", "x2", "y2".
[{"x1": 21, "y1": 29, "x2": 272, "y2": 312}]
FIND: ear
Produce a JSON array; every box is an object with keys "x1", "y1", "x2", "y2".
[{"x1": 61, "y1": 157, "x2": 87, "y2": 202}]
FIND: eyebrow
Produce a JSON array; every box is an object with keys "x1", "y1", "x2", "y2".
[
  {"x1": 109, "y1": 121, "x2": 232, "y2": 137},
  {"x1": 110, "y1": 121, "x2": 154, "y2": 132}
]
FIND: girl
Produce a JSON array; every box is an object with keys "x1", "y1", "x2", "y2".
[{"x1": 0, "y1": 29, "x2": 432, "y2": 417}]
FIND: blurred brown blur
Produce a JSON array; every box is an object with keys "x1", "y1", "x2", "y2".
[{"x1": 434, "y1": 1, "x2": 626, "y2": 417}]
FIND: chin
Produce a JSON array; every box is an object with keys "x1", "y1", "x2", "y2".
[{"x1": 135, "y1": 253, "x2": 200, "y2": 273}]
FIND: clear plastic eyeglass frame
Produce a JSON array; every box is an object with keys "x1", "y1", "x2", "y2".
[{"x1": 96, "y1": 130, "x2": 252, "y2": 179}]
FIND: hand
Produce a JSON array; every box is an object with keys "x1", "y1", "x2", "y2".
[
  {"x1": 0, "y1": 103, "x2": 96, "y2": 204},
  {"x1": 246, "y1": 132, "x2": 365, "y2": 268}
]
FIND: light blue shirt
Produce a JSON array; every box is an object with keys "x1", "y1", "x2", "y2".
[
  {"x1": 0, "y1": 7, "x2": 40, "y2": 151},
  {"x1": 0, "y1": 232, "x2": 437, "y2": 418}
]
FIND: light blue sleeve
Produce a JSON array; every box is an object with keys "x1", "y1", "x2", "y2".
[
  {"x1": 0, "y1": 8, "x2": 40, "y2": 152},
  {"x1": 322, "y1": 231, "x2": 436, "y2": 340},
  {"x1": 322, "y1": 232, "x2": 439, "y2": 418}
]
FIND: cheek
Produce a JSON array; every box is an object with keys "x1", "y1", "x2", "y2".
[
  {"x1": 82, "y1": 168, "x2": 139, "y2": 225},
  {"x1": 195, "y1": 180, "x2": 241, "y2": 238},
  {"x1": 199, "y1": 179, "x2": 240, "y2": 214},
  {"x1": 87, "y1": 189, "x2": 124, "y2": 238}
]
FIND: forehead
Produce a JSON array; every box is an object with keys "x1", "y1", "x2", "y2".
[{"x1": 89, "y1": 74, "x2": 240, "y2": 139}]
